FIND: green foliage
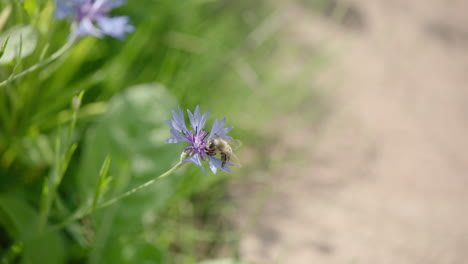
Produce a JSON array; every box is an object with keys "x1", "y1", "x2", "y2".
[
  {"x1": 0, "y1": 0, "x2": 288, "y2": 263},
  {"x1": 76, "y1": 83, "x2": 180, "y2": 263},
  {"x1": 91, "y1": 155, "x2": 111, "y2": 210},
  {"x1": 0, "y1": 24, "x2": 38, "y2": 64},
  {"x1": 0, "y1": 193, "x2": 64, "y2": 264}
]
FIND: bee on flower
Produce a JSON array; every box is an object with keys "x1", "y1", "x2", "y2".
[{"x1": 165, "y1": 106, "x2": 240, "y2": 175}]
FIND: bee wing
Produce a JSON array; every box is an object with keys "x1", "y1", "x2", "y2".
[
  {"x1": 229, "y1": 152, "x2": 243, "y2": 168},
  {"x1": 227, "y1": 139, "x2": 243, "y2": 150}
]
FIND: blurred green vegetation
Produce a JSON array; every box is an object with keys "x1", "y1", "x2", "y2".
[{"x1": 0, "y1": 0, "x2": 325, "y2": 263}]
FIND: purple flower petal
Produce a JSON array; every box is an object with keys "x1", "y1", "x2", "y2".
[
  {"x1": 75, "y1": 18, "x2": 104, "y2": 38},
  {"x1": 96, "y1": 0, "x2": 126, "y2": 10},
  {"x1": 55, "y1": 0, "x2": 76, "y2": 19},
  {"x1": 183, "y1": 155, "x2": 206, "y2": 175},
  {"x1": 209, "y1": 118, "x2": 233, "y2": 140},
  {"x1": 198, "y1": 110, "x2": 210, "y2": 132},
  {"x1": 208, "y1": 156, "x2": 232, "y2": 174},
  {"x1": 187, "y1": 105, "x2": 211, "y2": 132},
  {"x1": 166, "y1": 129, "x2": 189, "y2": 144},
  {"x1": 96, "y1": 16, "x2": 134, "y2": 40},
  {"x1": 187, "y1": 105, "x2": 199, "y2": 130},
  {"x1": 166, "y1": 107, "x2": 187, "y2": 133}
]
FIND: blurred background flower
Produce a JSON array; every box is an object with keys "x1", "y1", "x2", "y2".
[{"x1": 55, "y1": 0, "x2": 134, "y2": 40}]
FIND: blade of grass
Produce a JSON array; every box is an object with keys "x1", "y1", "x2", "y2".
[
  {"x1": 61, "y1": 143, "x2": 77, "y2": 175},
  {"x1": 0, "y1": 40, "x2": 74, "y2": 88},
  {"x1": 67, "y1": 90, "x2": 84, "y2": 144},
  {"x1": 38, "y1": 128, "x2": 61, "y2": 234},
  {"x1": 0, "y1": 36, "x2": 9, "y2": 59},
  {"x1": 92, "y1": 156, "x2": 111, "y2": 210}
]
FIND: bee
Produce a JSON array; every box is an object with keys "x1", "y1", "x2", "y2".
[{"x1": 206, "y1": 138, "x2": 241, "y2": 168}]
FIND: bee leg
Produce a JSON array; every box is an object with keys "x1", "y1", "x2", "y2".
[{"x1": 221, "y1": 153, "x2": 227, "y2": 168}]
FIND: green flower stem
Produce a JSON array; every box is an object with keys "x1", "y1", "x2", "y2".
[
  {"x1": 0, "y1": 40, "x2": 74, "y2": 88},
  {"x1": 98, "y1": 161, "x2": 185, "y2": 209},
  {"x1": 49, "y1": 160, "x2": 186, "y2": 232}
]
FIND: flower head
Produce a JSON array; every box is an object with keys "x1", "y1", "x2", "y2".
[
  {"x1": 55, "y1": 0, "x2": 135, "y2": 40},
  {"x1": 165, "y1": 106, "x2": 234, "y2": 175}
]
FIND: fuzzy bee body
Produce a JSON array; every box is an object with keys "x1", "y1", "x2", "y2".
[{"x1": 206, "y1": 138, "x2": 241, "y2": 168}]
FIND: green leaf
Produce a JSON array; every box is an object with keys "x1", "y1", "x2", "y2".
[
  {"x1": 92, "y1": 156, "x2": 111, "y2": 210},
  {"x1": 0, "y1": 24, "x2": 38, "y2": 64},
  {"x1": 0, "y1": 194, "x2": 37, "y2": 240},
  {"x1": 23, "y1": 0, "x2": 36, "y2": 18},
  {"x1": 19, "y1": 133, "x2": 55, "y2": 166},
  {"x1": 77, "y1": 83, "x2": 180, "y2": 263},
  {"x1": 0, "y1": 36, "x2": 9, "y2": 59},
  {"x1": 22, "y1": 233, "x2": 65, "y2": 264},
  {"x1": 0, "y1": 193, "x2": 65, "y2": 264}
]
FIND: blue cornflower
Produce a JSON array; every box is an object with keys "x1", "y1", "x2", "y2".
[
  {"x1": 165, "y1": 106, "x2": 234, "y2": 175},
  {"x1": 55, "y1": 0, "x2": 135, "y2": 40}
]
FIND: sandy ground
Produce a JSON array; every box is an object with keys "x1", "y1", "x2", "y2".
[{"x1": 237, "y1": 0, "x2": 468, "y2": 263}]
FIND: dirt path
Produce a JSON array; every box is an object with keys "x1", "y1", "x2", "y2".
[{"x1": 238, "y1": 1, "x2": 468, "y2": 263}]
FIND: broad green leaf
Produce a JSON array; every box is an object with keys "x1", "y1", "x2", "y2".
[
  {"x1": 0, "y1": 24, "x2": 38, "y2": 64},
  {"x1": 19, "y1": 131, "x2": 55, "y2": 167},
  {"x1": 77, "y1": 83, "x2": 180, "y2": 263},
  {"x1": 22, "y1": 233, "x2": 65, "y2": 264},
  {"x1": 0, "y1": 193, "x2": 65, "y2": 264},
  {"x1": 0, "y1": 194, "x2": 36, "y2": 239}
]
